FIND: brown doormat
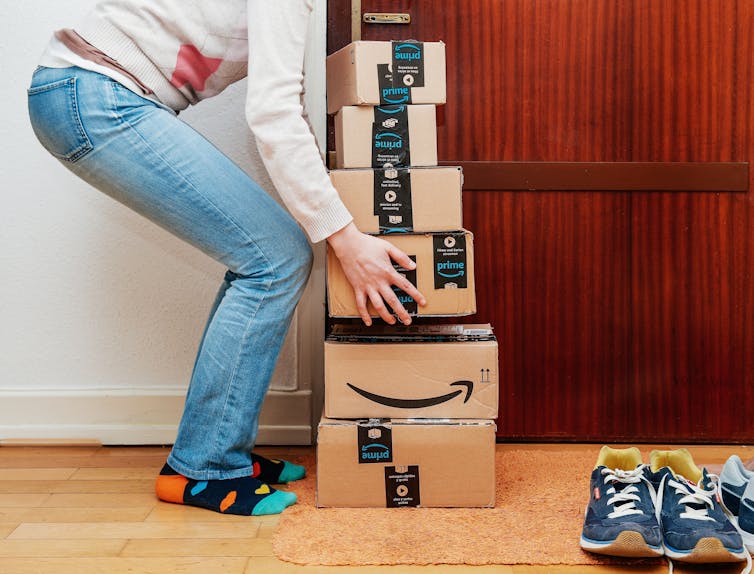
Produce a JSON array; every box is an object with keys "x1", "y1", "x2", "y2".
[{"x1": 272, "y1": 446, "x2": 662, "y2": 566}]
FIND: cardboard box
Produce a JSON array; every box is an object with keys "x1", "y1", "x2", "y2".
[
  {"x1": 329, "y1": 166, "x2": 463, "y2": 234},
  {"x1": 316, "y1": 417, "x2": 496, "y2": 508},
  {"x1": 324, "y1": 324, "x2": 498, "y2": 419},
  {"x1": 327, "y1": 40, "x2": 447, "y2": 114},
  {"x1": 334, "y1": 104, "x2": 438, "y2": 169},
  {"x1": 327, "y1": 230, "x2": 476, "y2": 317}
]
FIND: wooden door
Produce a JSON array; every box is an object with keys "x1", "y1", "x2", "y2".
[{"x1": 327, "y1": 0, "x2": 754, "y2": 442}]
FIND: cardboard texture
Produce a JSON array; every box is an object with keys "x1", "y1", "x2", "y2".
[
  {"x1": 329, "y1": 166, "x2": 463, "y2": 234},
  {"x1": 326, "y1": 40, "x2": 447, "y2": 114},
  {"x1": 334, "y1": 104, "x2": 438, "y2": 169},
  {"x1": 327, "y1": 230, "x2": 476, "y2": 317},
  {"x1": 324, "y1": 324, "x2": 498, "y2": 419},
  {"x1": 316, "y1": 417, "x2": 496, "y2": 508}
]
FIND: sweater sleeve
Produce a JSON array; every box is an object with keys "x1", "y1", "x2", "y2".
[{"x1": 246, "y1": 0, "x2": 353, "y2": 243}]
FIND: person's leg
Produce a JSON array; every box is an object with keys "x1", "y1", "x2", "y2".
[
  {"x1": 28, "y1": 66, "x2": 312, "y2": 512},
  {"x1": 192, "y1": 274, "x2": 306, "y2": 485}
]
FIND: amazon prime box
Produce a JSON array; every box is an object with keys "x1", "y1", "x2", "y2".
[
  {"x1": 329, "y1": 166, "x2": 463, "y2": 234},
  {"x1": 316, "y1": 417, "x2": 496, "y2": 508},
  {"x1": 327, "y1": 230, "x2": 476, "y2": 317},
  {"x1": 324, "y1": 324, "x2": 498, "y2": 419},
  {"x1": 326, "y1": 40, "x2": 446, "y2": 114},
  {"x1": 334, "y1": 104, "x2": 437, "y2": 169}
]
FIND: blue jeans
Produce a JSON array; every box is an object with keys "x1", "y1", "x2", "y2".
[{"x1": 27, "y1": 66, "x2": 314, "y2": 480}]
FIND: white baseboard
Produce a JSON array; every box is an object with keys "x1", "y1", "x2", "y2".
[{"x1": 0, "y1": 388, "x2": 313, "y2": 446}]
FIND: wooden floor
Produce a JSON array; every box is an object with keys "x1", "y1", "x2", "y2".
[{"x1": 1, "y1": 443, "x2": 752, "y2": 574}]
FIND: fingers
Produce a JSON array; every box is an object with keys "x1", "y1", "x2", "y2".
[
  {"x1": 367, "y1": 287, "x2": 399, "y2": 325},
  {"x1": 356, "y1": 282, "x2": 413, "y2": 326},
  {"x1": 391, "y1": 269, "x2": 426, "y2": 308},
  {"x1": 354, "y1": 290, "x2": 372, "y2": 327},
  {"x1": 387, "y1": 246, "x2": 427, "y2": 307},
  {"x1": 387, "y1": 245, "x2": 417, "y2": 271}
]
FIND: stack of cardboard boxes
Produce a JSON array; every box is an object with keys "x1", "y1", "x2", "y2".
[{"x1": 318, "y1": 40, "x2": 499, "y2": 509}]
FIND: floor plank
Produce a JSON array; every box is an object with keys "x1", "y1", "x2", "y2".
[
  {"x1": 7, "y1": 521, "x2": 261, "y2": 540},
  {"x1": 0, "y1": 494, "x2": 50, "y2": 508},
  {"x1": 0, "y1": 507, "x2": 153, "y2": 523},
  {"x1": 144, "y1": 503, "x2": 270, "y2": 523},
  {"x1": 2, "y1": 455, "x2": 168, "y2": 468},
  {"x1": 0, "y1": 479, "x2": 155, "y2": 494},
  {"x1": 0, "y1": 539, "x2": 126, "y2": 557},
  {"x1": 40, "y1": 493, "x2": 157, "y2": 508},
  {"x1": 0, "y1": 523, "x2": 19, "y2": 538},
  {"x1": 68, "y1": 467, "x2": 160, "y2": 481},
  {"x1": 90, "y1": 446, "x2": 171, "y2": 458},
  {"x1": 0, "y1": 468, "x2": 77, "y2": 481},
  {"x1": 121, "y1": 537, "x2": 273, "y2": 557},
  {"x1": 0, "y1": 557, "x2": 249, "y2": 574}
]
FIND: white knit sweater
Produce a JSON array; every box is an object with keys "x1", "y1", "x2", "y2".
[{"x1": 49, "y1": 0, "x2": 352, "y2": 243}]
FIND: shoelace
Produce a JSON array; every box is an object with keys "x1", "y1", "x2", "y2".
[
  {"x1": 667, "y1": 476, "x2": 716, "y2": 521},
  {"x1": 601, "y1": 465, "x2": 653, "y2": 518},
  {"x1": 659, "y1": 472, "x2": 752, "y2": 574}
]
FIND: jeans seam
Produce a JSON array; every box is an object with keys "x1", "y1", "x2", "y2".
[
  {"x1": 66, "y1": 77, "x2": 94, "y2": 162},
  {"x1": 210, "y1": 285, "x2": 270, "y2": 471}
]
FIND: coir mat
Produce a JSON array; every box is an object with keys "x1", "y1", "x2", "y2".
[{"x1": 272, "y1": 445, "x2": 665, "y2": 566}]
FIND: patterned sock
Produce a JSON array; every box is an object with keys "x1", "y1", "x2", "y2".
[
  {"x1": 251, "y1": 452, "x2": 306, "y2": 484},
  {"x1": 155, "y1": 463, "x2": 297, "y2": 516}
]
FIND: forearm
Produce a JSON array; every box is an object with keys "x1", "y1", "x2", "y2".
[{"x1": 246, "y1": 0, "x2": 352, "y2": 243}]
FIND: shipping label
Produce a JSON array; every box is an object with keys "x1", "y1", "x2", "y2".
[
  {"x1": 357, "y1": 422, "x2": 393, "y2": 464},
  {"x1": 385, "y1": 465, "x2": 421, "y2": 507},
  {"x1": 392, "y1": 41, "x2": 425, "y2": 88},
  {"x1": 372, "y1": 105, "x2": 411, "y2": 168},
  {"x1": 433, "y1": 233, "x2": 468, "y2": 289},
  {"x1": 374, "y1": 168, "x2": 413, "y2": 233},
  {"x1": 377, "y1": 63, "x2": 411, "y2": 105}
]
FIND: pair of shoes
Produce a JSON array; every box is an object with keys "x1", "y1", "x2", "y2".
[
  {"x1": 721, "y1": 455, "x2": 754, "y2": 552},
  {"x1": 581, "y1": 446, "x2": 751, "y2": 572}
]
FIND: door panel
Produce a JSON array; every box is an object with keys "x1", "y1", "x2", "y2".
[{"x1": 327, "y1": 0, "x2": 754, "y2": 441}]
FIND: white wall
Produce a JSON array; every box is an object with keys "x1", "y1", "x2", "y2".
[{"x1": 0, "y1": 2, "x2": 327, "y2": 444}]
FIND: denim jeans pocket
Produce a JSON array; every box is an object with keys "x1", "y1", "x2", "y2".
[{"x1": 28, "y1": 76, "x2": 93, "y2": 162}]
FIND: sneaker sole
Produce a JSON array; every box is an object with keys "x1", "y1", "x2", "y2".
[
  {"x1": 664, "y1": 537, "x2": 749, "y2": 563},
  {"x1": 580, "y1": 530, "x2": 664, "y2": 558}
]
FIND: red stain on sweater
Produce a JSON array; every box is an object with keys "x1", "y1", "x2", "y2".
[{"x1": 170, "y1": 44, "x2": 222, "y2": 91}]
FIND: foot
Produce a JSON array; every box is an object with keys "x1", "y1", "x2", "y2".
[
  {"x1": 155, "y1": 463, "x2": 297, "y2": 516},
  {"x1": 251, "y1": 451, "x2": 306, "y2": 484}
]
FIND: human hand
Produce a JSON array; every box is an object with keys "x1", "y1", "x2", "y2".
[{"x1": 327, "y1": 222, "x2": 427, "y2": 326}]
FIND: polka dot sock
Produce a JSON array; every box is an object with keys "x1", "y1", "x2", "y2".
[
  {"x1": 251, "y1": 452, "x2": 306, "y2": 484},
  {"x1": 155, "y1": 463, "x2": 297, "y2": 516}
]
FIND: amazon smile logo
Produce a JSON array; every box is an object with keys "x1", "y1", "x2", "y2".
[{"x1": 346, "y1": 380, "x2": 474, "y2": 409}]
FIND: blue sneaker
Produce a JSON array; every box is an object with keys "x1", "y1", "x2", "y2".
[
  {"x1": 649, "y1": 449, "x2": 749, "y2": 566},
  {"x1": 580, "y1": 446, "x2": 663, "y2": 557},
  {"x1": 721, "y1": 455, "x2": 754, "y2": 553}
]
